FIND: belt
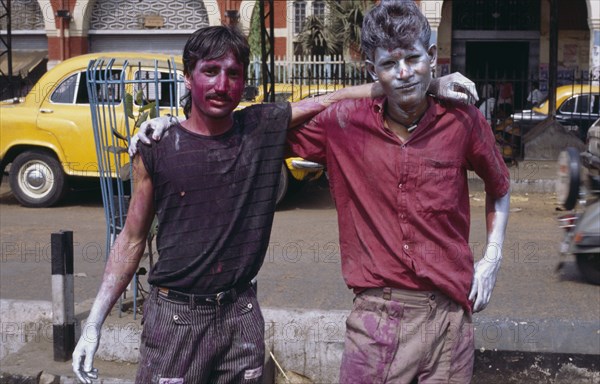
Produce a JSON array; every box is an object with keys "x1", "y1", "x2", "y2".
[
  {"x1": 361, "y1": 287, "x2": 440, "y2": 302},
  {"x1": 157, "y1": 283, "x2": 251, "y2": 306}
]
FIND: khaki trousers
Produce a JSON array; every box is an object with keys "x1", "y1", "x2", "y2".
[{"x1": 339, "y1": 288, "x2": 474, "y2": 384}]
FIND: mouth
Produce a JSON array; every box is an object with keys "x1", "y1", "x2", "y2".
[
  {"x1": 207, "y1": 94, "x2": 233, "y2": 103},
  {"x1": 395, "y1": 83, "x2": 418, "y2": 91}
]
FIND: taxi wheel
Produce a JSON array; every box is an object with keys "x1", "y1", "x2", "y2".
[
  {"x1": 276, "y1": 163, "x2": 289, "y2": 206},
  {"x1": 9, "y1": 150, "x2": 68, "y2": 208}
]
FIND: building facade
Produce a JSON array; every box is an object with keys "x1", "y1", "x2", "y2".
[{"x1": 2, "y1": 0, "x2": 599, "y2": 95}]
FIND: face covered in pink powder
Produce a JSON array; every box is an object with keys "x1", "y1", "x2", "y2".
[{"x1": 185, "y1": 50, "x2": 245, "y2": 120}]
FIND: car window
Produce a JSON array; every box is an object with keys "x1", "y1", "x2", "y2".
[
  {"x1": 51, "y1": 70, "x2": 122, "y2": 105},
  {"x1": 51, "y1": 73, "x2": 78, "y2": 104},
  {"x1": 575, "y1": 95, "x2": 589, "y2": 114},
  {"x1": 560, "y1": 97, "x2": 576, "y2": 113},
  {"x1": 134, "y1": 70, "x2": 186, "y2": 107},
  {"x1": 83, "y1": 70, "x2": 123, "y2": 104},
  {"x1": 590, "y1": 95, "x2": 599, "y2": 114}
]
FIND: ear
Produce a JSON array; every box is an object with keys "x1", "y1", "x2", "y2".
[
  {"x1": 184, "y1": 74, "x2": 192, "y2": 90},
  {"x1": 428, "y1": 44, "x2": 438, "y2": 70},
  {"x1": 366, "y1": 60, "x2": 378, "y2": 81}
]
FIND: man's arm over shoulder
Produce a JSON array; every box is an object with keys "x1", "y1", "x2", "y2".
[
  {"x1": 72, "y1": 155, "x2": 155, "y2": 383},
  {"x1": 289, "y1": 83, "x2": 382, "y2": 129}
]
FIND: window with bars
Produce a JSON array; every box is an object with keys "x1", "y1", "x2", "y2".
[
  {"x1": 294, "y1": 0, "x2": 307, "y2": 34},
  {"x1": 313, "y1": 0, "x2": 326, "y2": 22},
  {"x1": 452, "y1": 0, "x2": 540, "y2": 31}
]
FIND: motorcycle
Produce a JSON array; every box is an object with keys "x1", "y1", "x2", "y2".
[{"x1": 556, "y1": 118, "x2": 600, "y2": 285}]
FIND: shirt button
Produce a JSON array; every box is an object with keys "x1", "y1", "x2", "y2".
[
  {"x1": 430, "y1": 294, "x2": 436, "y2": 301},
  {"x1": 403, "y1": 244, "x2": 409, "y2": 250},
  {"x1": 173, "y1": 315, "x2": 179, "y2": 321},
  {"x1": 400, "y1": 213, "x2": 406, "y2": 219},
  {"x1": 247, "y1": 303, "x2": 253, "y2": 309},
  {"x1": 398, "y1": 183, "x2": 403, "y2": 189}
]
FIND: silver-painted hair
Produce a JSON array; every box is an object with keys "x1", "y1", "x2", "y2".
[{"x1": 361, "y1": 0, "x2": 431, "y2": 61}]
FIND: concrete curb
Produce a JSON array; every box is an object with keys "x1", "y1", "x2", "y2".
[
  {"x1": 469, "y1": 178, "x2": 557, "y2": 194},
  {"x1": 2, "y1": 300, "x2": 599, "y2": 383}
]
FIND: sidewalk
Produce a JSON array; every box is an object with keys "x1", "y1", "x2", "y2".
[
  {"x1": 2, "y1": 160, "x2": 599, "y2": 384},
  {"x1": 469, "y1": 159, "x2": 558, "y2": 194}
]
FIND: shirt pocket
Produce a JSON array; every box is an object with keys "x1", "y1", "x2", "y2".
[{"x1": 416, "y1": 158, "x2": 462, "y2": 215}]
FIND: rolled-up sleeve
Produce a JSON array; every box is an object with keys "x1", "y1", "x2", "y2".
[{"x1": 466, "y1": 110, "x2": 510, "y2": 198}]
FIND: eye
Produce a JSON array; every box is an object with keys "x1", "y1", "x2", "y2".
[
  {"x1": 228, "y1": 69, "x2": 241, "y2": 78},
  {"x1": 202, "y1": 66, "x2": 219, "y2": 76}
]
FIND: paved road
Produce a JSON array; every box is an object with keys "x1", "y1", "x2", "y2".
[{"x1": 1, "y1": 177, "x2": 598, "y2": 323}]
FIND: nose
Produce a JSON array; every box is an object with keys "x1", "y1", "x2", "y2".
[
  {"x1": 396, "y1": 60, "x2": 412, "y2": 80},
  {"x1": 214, "y1": 72, "x2": 228, "y2": 93}
]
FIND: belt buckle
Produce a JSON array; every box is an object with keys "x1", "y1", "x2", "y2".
[
  {"x1": 215, "y1": 291, "x2": 226, "y2": 305},
  {"x1": 206, "y1": 291, "x2": 226, "y2": 306}
]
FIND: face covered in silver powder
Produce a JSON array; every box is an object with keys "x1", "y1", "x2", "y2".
[{"x1": 368, "y1": 41, "x2": 437, "y2": 112}]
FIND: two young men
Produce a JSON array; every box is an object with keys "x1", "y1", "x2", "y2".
[{"x1": 72, "y1": 1, "x2": 502, "y2": 382}]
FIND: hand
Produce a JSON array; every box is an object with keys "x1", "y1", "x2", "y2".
[
  {"x1": 432, "y1": 72, "x2": 479, "y2": 105},
  {"x1": 72, "y1": 322, "x2": 101, "y2": 383},
  {"x1": 468, "y1": 247, "x2": 502, "y2": 313},
  {"x1": 128, "y1": 115, "x2": 178, "y2": 157}
]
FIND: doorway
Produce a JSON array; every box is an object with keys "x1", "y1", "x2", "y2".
[{"x1": 466, "y1": 41, "x2": 530, "y2": 110}]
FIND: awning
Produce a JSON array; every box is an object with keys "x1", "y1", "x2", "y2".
[{"x1": 0, "y1": 50, "x2": 47, "y2": 78}]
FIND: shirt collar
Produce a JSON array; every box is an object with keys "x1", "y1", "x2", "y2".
[{"x1": 372, "y1": 95, "x2": 447, "y2": 126}]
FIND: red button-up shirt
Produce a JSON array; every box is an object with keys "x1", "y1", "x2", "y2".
[{"x1": 287, "y1": 96, "x2": 510, "y2": 311}]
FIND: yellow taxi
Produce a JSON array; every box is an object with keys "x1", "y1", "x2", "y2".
[
  {"x1": 0, "y1": 52, "x2": 188, "y2": 207},
  {"x1": 512, "y1": 84, "x2": 600, "y2": 140},
  {"x1": 0, "y1": 52, "x2": 344, "y2": 207}
]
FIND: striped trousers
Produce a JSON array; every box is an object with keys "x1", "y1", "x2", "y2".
[{"x1": 135, "y1": 286, "x2": 265, "y2": 384}]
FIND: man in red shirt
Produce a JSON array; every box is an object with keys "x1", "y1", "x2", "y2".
[{"x1": 287, "y1": 1, "x2": 510, "y2": 382}]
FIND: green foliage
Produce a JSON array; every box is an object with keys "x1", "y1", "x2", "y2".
[
  {"x1": 248, "y1": 1, "x2": 269, "y2": 59},
  {"x1": 297, "y1": 0, "x2": 371, "y2": 58},
  {"x1": 298, "y1": 15, "x2": 341, "y2": 56},
  {"x1": 124, "y1": 89, "x2": 157, "y2": 130}
]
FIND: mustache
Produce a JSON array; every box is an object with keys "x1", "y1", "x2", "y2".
[{"x1": 206, "y1": 92, "x2": 233, "y2": 101}]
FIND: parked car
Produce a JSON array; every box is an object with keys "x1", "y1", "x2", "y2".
[
  {"x1": 0, "y1": 53, "x2": 334, "y2": 207},
  {"x1": 0, "y1": 52, "x2": 190, "y2": 207},
  {"x1": 511, "y1": 84, "x2": 599, "y2": 140}
]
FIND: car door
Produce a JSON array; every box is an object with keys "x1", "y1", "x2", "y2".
[
  {"x1": 557, "y1": 94, "x2": 600, "y2": 140},
  {"x1": 36, "y1": 68, "x2": 124, "y2": 178},
  {"x1": 131, "y1": 67, "x2": 186, "y2": 120}
]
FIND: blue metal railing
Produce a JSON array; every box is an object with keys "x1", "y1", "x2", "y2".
[{"x1": 87, "y1": 56, "x2": 183, "y2": 318}]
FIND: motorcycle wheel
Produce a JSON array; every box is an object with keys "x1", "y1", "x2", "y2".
[{"x1": 576, "y1": 253, "x2": 600, "y2": 285}]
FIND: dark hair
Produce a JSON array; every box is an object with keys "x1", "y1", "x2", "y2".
[
  {"x1": 181, "y1": 26, "x2": 250, "y2": 117},
  {"x1": 361, "y1": 0, "x2": 431, "y2": 62}
]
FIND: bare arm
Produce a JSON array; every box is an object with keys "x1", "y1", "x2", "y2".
[
  {"x1": 72, "y1": 155, "x2": 155, "y2": 383},
  {"x1": 469, "y1": 192, "x2": 510, "y2": 313},
  {"x1": 128, "y1": 73, "x2": 478, "y2": 154},
  {"x1": 289, "y1": 82, "x2": 383, "y2": 128}
]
